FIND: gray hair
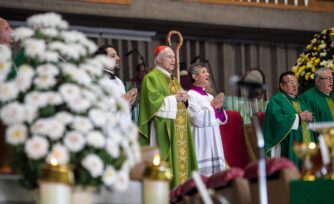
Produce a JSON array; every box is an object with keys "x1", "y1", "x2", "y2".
[
  {"x1": 188, "y1": 62, "x2": 207, "y2": 83},
  {"x1": 315, "y1": 68, "x2": 332, "y2": 79},
  {"x1": 154, "y1": 47, "x2": 173, "y2": 66}
]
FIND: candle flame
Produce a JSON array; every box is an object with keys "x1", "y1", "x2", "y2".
[
  {"x1": 153, "y1": 154, "x2": 160, "y2": 166},
  {"x1": 50, "y1": 157, "x2": 58, "y2": 166}
]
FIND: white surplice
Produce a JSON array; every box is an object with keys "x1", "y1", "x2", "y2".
[{"x1": 187, "y1": 89, "x2": 228, "y2": 176}]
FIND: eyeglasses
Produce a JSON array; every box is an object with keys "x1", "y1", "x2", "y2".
[
  {"x1": 319, "y1": 77, "x2": 333, "y2": 81},
  {"x1": 282, "y1": 81, "x2": 299, "y2": 87}
]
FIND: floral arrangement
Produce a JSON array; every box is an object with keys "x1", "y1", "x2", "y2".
[
  {"x1": 292, "y1": 27, "x2": 334, "y2": 93},
  {"x1": 0, "y1": 13, "x2": 140, "y2": 190}
]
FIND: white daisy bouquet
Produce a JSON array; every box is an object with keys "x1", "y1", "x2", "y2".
[
  {"x1": 292, "y1": 27, "x2": 334, "y2": 93},
  {"x1": 0, "y1": 13, "x2": 140, "y2": 191}
]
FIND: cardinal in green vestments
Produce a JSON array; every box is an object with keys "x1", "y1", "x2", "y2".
[
  {"x1": 300, "y1": 68, "x2": 334, "y2": 122},
  {"x1": 264, "y1": 71, "x2": 315, "y2": 167},
  {"x1": 138, "y1": 46, "x2": 198, "y2": 188}
]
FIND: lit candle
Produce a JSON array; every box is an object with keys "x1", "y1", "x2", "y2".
[
  {"x1": 304, "y1": 0, "x2": 309, "y2": 6},
  {"x1": 40, "y1": 157, "x2": 74, "y2": 204},
  {"x1": 143, "y1": 154, "x2": 172, "y2": 204}
]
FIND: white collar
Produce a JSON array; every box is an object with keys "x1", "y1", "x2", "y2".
[
  {"x1": 103, "y1": 69, "x2": 115, "y2": 75},
  {"x1": 156, "y1": 65, "x2": 171, "y2": 78}
]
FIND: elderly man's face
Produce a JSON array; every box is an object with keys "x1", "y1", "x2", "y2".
[
  {"x1": 158, "y1": 48, "x2": 175, "y2": 73},
  {"x1": 106, "y1": 47, "x2": 120, "y2": 70},
  {"x1": 0, "y1": 19, "x2": 13, "y2": 45},
  {"x1": 316, "y1": 71, "x2": 333, "y2": 95},
  {"x1": 280, "y1": 75, "x2": 299, "y2": 96}
]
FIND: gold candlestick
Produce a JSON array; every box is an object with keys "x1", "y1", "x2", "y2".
[
  {"x1": 143, "y1": 154, "x2": 172, "y2": 204},
  {"x1": 293, "y1": 142, "x2": 318, "y2": 181}
]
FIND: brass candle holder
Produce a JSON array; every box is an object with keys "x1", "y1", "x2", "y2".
[
  {"x1": 143, "y1": 154, "x2": 172, "y2": 204},
  {"x1": 293, "y1": 142, "x2": 318, "y2": 181},
  {"x1": 309, "y1": 122, "x2": 334, "y2": 179}
]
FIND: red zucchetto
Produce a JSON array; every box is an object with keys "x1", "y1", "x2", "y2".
[{"x1": 154, "y1": 45, "x2": 169, "y2": 58}]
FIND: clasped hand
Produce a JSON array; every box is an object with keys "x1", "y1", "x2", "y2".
[
  {"x1": 299, "y1": 111, "x2": 314, "y2": 122},
  {"x1": 211, "y1": 92, "x2": 224, "y2": 109},
  {"x1": 175, "y1": 90, "x2": 188, "y2": 102},
  {"x1": 123, "y1": 88, "x2": 138, "y2": 106}
]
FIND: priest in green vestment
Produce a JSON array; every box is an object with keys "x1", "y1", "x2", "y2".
[
  {"x1": 264, "y1": 71, "x2": 315, "y2": 167},
  {"x1": 138, "y1": 46, "x2": 198, "y2": 188},
  {"x1": 300, "y1": 68, "x2": 334, "y2": 122}
]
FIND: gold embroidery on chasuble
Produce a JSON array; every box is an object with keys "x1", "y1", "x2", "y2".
[
  {"x1": 325, "y1": 97, "x2": 334, "y2": 120},
  {"x1": 292, "y1": 101, "x2": 311, "y2": 143},
  {"x1": 169, "y1": 77, "x2": 188, "y2": 184}
]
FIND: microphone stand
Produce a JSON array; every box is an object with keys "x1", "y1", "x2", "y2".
[{"x1": 238, "y1": 82, "x2": 268, "y2": 204}]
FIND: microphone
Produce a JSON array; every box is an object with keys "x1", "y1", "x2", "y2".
[{"x1": 125, "y1": 50, "x2": 135, "y2": 57}]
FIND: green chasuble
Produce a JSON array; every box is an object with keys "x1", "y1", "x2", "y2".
[
  {"x1": 138, "y1": 68, "x2": 198, "y2": 188},
  {"x1": 263, "y1": 92, "x2": 315, "y2": 167},
  {"x1": 300, "y1": 87, "x2": 334, "y2": 122}
]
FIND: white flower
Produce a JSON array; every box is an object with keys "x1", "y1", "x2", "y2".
[
  {"x1": 40, "y1": 28, "x2": 58, "y2": 38},
  {"x1": 82, "y1": 154, "x2": 104, "y2": 178},
  {"x1": 59, "y1": 83, "x2": 80, "y2": 101},
  {"x1": 54, "y1": 111, "x2": 73, "y2": 125},
  {"x1": 6, "y1": 124, "x2": 27, "y2": 145},
  {"x1": 67, "y1": 96, "x2": 91, "y2": 113},
  {"x1": 0, "y1": 45, "x2": 11, "y2": 62},
  {"x1": 12, "y1": 27, "x2": 34, "y2": 41},
  {"x1": 72, "y1": 116, "x2": 93, "y2": 134},
  {"x1": 24, "y1": 105, "x2": 38, "y2": 123},
  {"x1": 25, "y1": 91, "x2": 49, "y2": 108},
  {"x1": 17, "y1": 64, "x2": 35, "y2": 79},
  {"x1": 0, "y1": 81, "x2": 19, "y2": 102},
  {"x1": 25, "y1": 136, "x2": 49, "y2": 160},
  {"x1": 46, "y1": 119, "x2": 65, "y2": 140},
  {"x1": 31, "y1": 119, "x2": 49, "y2": 136},
  {"x1": 81, "y1": 39, "x2": 97, "y2": 54},
  {"x1": 113, "y1": 170, "x2": 129, "y2": 192},
  {"x1": 15, "y1": 74, "x2": 33, "y2": 93},
  {"x1": 46, "y1": 92, "x2": 63, "y2": 105},
  {"x1": 95, "y1": 55, "x2": 115, "y2": 71},
  {"x1": 60, "y1": 30, "x2": 85, "y2": 43},
  {"x1": 40, "y1": 51, "x2": 60, "y2": 63},
  {"x1": 123, "y1": 122, "x2": 138, "y2": 142},
  {"x1": 88, "y1": 109, "x2": 106, "y2": 127},
  {"x1": 71, "y1": 69, "x2": 92, "y2": 86},
  {"x1": 36, "y1": 64, "x2": 59, "y2": 76},
  {"x1": 47, "y1": 143, "x2": 69, "y2": 165},
  {"x1": 80, "y1": 63, "x2": 103, "y2": 77},
  {"x1": 81, "y1": 89, "x2": 97, "y2": 103},
  {"x1": 48, "y1": 41, "x2": 67, "y2": 54},
  {"x1": 102, "y1": 166, "x2": 117, "y2": 187},
  {"x1": 34, "y1": 75, "x2": 57, "y2": 89},
  {"x1": 87, "y1": 131, "x2": 105, "y2": 148},
  {"x1": 106, "y1": 138, "x2": 120, "y2": 158},
  {"x1": 64, "y1": 131, "x2": 85, "y2": 152},
  {"x1": 23, "y1": 38, "x2": 46, "y2": 59},
  {"x1": 27, "y1": 12, "x2": 68, "y2": 29},
  {"x1": 0, "y1": 102, "x2": 25, "y2": 125},
  {"x1": 0, "y1": 61, "x2": 11, "y2": 83}
]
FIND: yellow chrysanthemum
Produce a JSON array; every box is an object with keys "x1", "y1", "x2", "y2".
[{"x1": 305, "y1": 72, "x2": 311, "y2": 80}]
